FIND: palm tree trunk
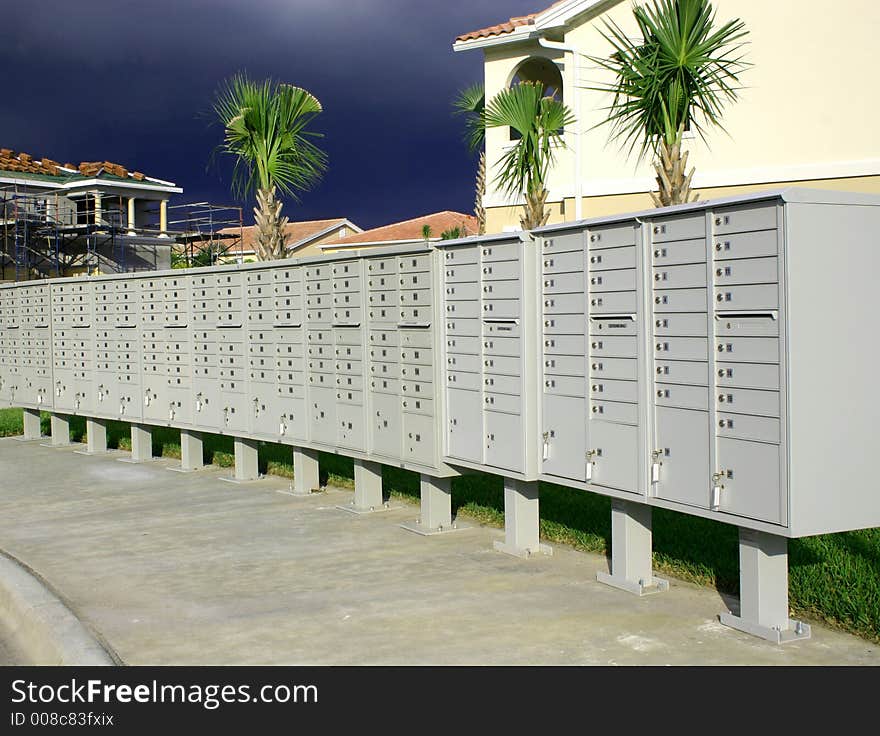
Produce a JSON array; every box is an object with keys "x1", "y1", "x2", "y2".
[
  {"x1": 651, "y1": 126, "x2": 697, "y2": 208},
  {"x1": 254, "y1": 186, "x2": 289, "y2": 261},
  {"x1": 520, "y1": 188, "x2": 550, "y2": 230},
  {"x1": 474, "y1": 151, "x2": 486, "y2": 235}
]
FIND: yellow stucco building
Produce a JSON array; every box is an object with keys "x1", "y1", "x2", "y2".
[{"x1": 454, "y1": 0, "x2": 880, "y2": 232}]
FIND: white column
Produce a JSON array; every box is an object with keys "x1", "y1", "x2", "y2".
[
  {"x1": 158, "y1": 199, "x2": 169, "y2": 238},
  {"x1": 127, "y1": 197, "x2": 136, "y2": 236}
]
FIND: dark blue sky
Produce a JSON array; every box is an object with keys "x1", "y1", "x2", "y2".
[{"x1": 0, "y1": 0, "x2": 540, "y2": 230}]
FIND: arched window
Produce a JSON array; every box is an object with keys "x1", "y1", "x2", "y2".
[{"x1": 508, "y1": 57, "x2": 564, "y2": 140}]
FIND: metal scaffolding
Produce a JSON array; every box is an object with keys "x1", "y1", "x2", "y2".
[{"x1": 0, "y1": 184, "x2": 243, "y2": 281}]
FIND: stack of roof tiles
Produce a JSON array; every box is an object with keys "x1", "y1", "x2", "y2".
[{"x1": 0, "y1": 149, "x2": 146, "y2": 181}]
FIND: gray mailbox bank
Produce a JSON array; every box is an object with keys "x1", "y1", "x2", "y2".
[{"x1": 2, "y1": 188, "x2": 878, "y2": 645}]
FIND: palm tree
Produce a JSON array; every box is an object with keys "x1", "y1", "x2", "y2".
[
  {"x1": 452, "y1": 83, "x2": 486, "y2": 234},
  {"x1": 482, "y1": 81, "x2": 576, "y2": 230},
  {"x1": 588, "y1": 0, "x2": 748, "y2": 207},
  {"x1": 213, "y1": 73, "x2": 328, "y2": 260}
]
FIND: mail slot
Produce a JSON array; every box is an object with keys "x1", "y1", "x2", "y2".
[
  {"x1": 713, "y1": 256, "x2": 778, "y2": 285},
  {"x1": 716, "y1": 337, "x2": 779, "y2": 363},
  {"x1": 712, "y1": 229, "x2": 779, "y2": 260},
  {"x1": 590, "y1": 335, "x2": 638, "y2": 358},
  {"x1": 542, "y1": 233, "x2": 583, "y2": 254},
  {"x1": 654, "y1": 337, "x2": 708, "y2": 361},
  {"x1": 651, "y1": 238, "x2": 707, "y2": 266},
  {"x1": 484, "y1": 374, "x2": 521, "y2": 394},
  {"x1": 481, "y1": 261, "x2": 520, "y2": 281},
  {"x1": 590, "y1": 378, "x2": 638, "y2": 403},
  {"x1": 400, "y1": 347, "x2": 433, "y2": 365},
  {"x1": 652, "y1": 263, "x2": 707, "y2": 290},
  {"x1": 543, "y1": 354, "x2": 586, "y2": 376},
  {"x1": 589, "y1": 291, "x2": 638, "y2": 313},
  {"x1": 714, "y1": 284, "x2": 778, "y2": 310},
  {"x1": 590, "y1": 357, "x2": 637, "y2": 381},
  {"x1": 589, "y1": 268, "x2": 637, "y2": 293},
  {"x1": 590, "y1": 399, "x2": 638, "y2": 424},
  {"x1": 542, "y1": 272, "x2": 584, "y2": 295},
  {"x1": 481, "y1": 243, "x2": 520, "y2": 262},
  {"x1": 482, "y1": 299, "x2": 520, "y2": 319},
  {"x1": 445, "y1": 335, "x2": 481, "y2": 354},
  {"x1": 587, "y1": 224, "x2": 637, "y2": 249},
  {"x1": 649, "y1": 214, "x2": 705, "y2": 242},
  {"x1": 652, "y1": 288, "x2": 708, "y2": 312},
  {"x1": 542, "y1": 251, "x2": 583, "y2": 274},
  {"x1": 542, "y1": 374, "x2": 585, "y2": 397},
  {"x1": 717, "y1": 412, "x2": 780, "y2": 443},
  {"x1": 483, "y1": 392, "x2": 520, "y2": 414},
  {"x1": 445, "y1": 282, "x2": 480, "y2": 300},
  {"x1": 588, "y1": 246, "x2": 637, "y2": 271},
  {"x1": 716, "y1": 387, "x2": 780, "y2": 417},
  {"x1": 400, "y1": 329, "x2": 433, "y2": 349},
  {"x1": 714, "y1": 362, "x2": 779, "y2": 390},
  {"x1": 444, "y1": 264, "x2": 480, "y2": 282},
  {"x1": 369, "y1": 329, "x2": 399, "y2": 346},
  {"x1": 543, "y1": 315, "x2": 584, "y2": 334},
  {"x1": 654, "y1": 360, "x2": 709, "y2": 386},
  {"x1": 712, "y1": 202, "x2": 777, "y2": 235},
  {"x1": 446, "y1": 318, "x2": 480, "y2": 336},
  {"x1": 654, "y1": 313, "x2": 708, "y2": 337},
  {"x1": 655, "y1": 383, "x2": 709, "y2": 411},
  {"x1": 447, "y1": 371, "x2": 481, "y2": 390},
  {"x1": 483, "y1": 336, "x2": 520, "y2": 357},
  {"x1": 483, "y1": 355, "x2": 521, "y2": 375},
  {"x1": 714, "y1": 313, "x2": 779, "y2": 337},
  {"x1": 442, "y1": 247, "x2": 479, "y2": 264},
  {"x1": 370, "y1": 361, "x2": 400, "y2": 378}
]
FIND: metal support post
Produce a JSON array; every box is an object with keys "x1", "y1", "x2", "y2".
[
  {"x1": 48, "y1": 413, "x2": 70, "y2": 447},
  {"x1": 21, "y1": 408, "x2": 42, "y2": 440},
  {"x1": 168, "y1": 430, "x2": 203, "y2": 473},
  {"x1": 82, "y1": 418, "x2": 108, "y2": 455},
  {"x1": 292, "y1": 447, "x2": 320, "y2": 495},
  {"x1": 493, "y1": 478, "x2": 551, "y2": 558},
  {"x1": 401, "y1": 475, "x2": 465, "y2": 535},
  {"x1": 125, "y1": 423, "x2": 153, "y2": 463},
  {"x1": 229, "y1": 437, "x2": 259, "y2": 482},
  {"x1": 597, "y1": 499, "x2": 668, "y2": 595},
  {"x1": 719, "y1": 528, "x2": 811, "y2": 644},
  {"x1": 337, "y1": 458, "x2": 387, "y2": 514}
]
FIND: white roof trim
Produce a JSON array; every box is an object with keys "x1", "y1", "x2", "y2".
[
  {"x1": 320, "y1": 237, "x2": 440, "y2": 250},
  {"x1": 286, "y1": 219, "x2": 364, "y2": 251},
  {"x1": 62, "y1": 178, "x2": 182, "y2": 194}
]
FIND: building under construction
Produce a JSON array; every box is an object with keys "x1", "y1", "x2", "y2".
[{"x1": 0, "y1": 149, "x2": 243, "y2": 281}]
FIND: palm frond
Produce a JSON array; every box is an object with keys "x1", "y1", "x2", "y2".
[
  {"x1": 212, "y1": 72, "x2": 328, "y2": 200},
  {"x1": 483, "y1": 81, "x2": 575, "y2": 199},
  {"x1": 585, "y1": 0, "x2": 749, "y2": 161},
  {"x1": 452, "y1": 83, "x2": 486, "y2": 152}
]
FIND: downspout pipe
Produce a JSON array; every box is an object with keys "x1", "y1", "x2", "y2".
[{"x1": 538, "y1": 36, "x2": 583, "y2": 221}]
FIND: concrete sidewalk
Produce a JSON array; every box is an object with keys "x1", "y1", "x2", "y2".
[{"x1": 0, "y1": 437, "x2": 877, "y2": 665}]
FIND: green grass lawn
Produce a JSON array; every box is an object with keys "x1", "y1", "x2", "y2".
[{"x1": 2, "y1": 407, "x2": 878, "y2": 643}]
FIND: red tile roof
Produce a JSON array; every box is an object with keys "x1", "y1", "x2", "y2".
[
  {"x1": 327, "y1": 211, "x2": 478, "y2": 246},
  {"x1": 456, "y1": 1, "x2": 569, "y2": 42},
  {"x1": 0, "y1": 148, "x2": 148, "y2": 180}
]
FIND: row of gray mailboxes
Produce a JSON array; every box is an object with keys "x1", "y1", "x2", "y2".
[{"x1": 1, "y1": 188, "x2": 878, "y2": 539}]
